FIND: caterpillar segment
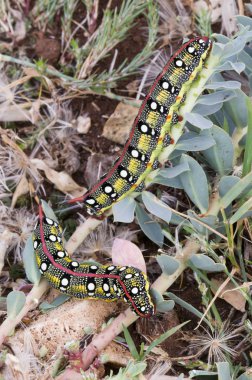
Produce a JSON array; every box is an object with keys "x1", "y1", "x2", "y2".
[
  {"x1": 33, "y1": 205, "x2": 155, "y2": 318},
  {"x1": 68, "y1": 37, "x2": 212, "y2": 216}
]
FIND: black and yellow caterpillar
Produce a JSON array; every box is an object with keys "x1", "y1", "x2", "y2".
[
  {"x1": 69, "y1": 37, "x2": 212, "y2": 216},
  {"x1": 33, "y1": 204, "x2": 155, "y2": 318}
]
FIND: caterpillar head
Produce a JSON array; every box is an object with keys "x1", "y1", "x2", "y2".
[{"x1": 118, "y1": 266, "x2": 155, "y2": 318}]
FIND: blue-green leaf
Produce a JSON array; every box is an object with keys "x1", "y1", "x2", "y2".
[
  {"x1": 156, "y1": 300, "x2": 175, "y2": 313},
  {"x1": 7, "y1": 291, "x2": 26, "y2": 318},
  {"x1": 152, "y1": 175, "x2": 183, "y2": 189},
  {"x1": 197, "y1": 90, "x2": 236, "y2": 105},
  {"x1": 40, "y1": 294, "x2": 71, "y2": 312},
  {"x1": 156, "y1": 254, "x2": 179, "y2": 275},
  {"x1": 41, "y1": 200, "x2": 58, "y2": 221},
  {"x1": 216, "y1": 362, "x2": 231, "y2": 380},
  {"x1": 185, "y1": 112, "x2": 213, "y2": 130},
  {"x1": 142, "y1": 191, "x2": 172, "y2": 224},
  {"x1": 179, "y1": 154, "x2": 209, "y2": 213},
  {"x1": 176, "y1": 135, "x2": 215, "y2": 151},
  {"x1": 214, "y1": 61, "x2": 245, "y2": 74},
  {"x1": 189, "y1": 254, "x2": 225, "y2": 272},
  {"x1": 202, "y1": 125, "x2": 234, "y2": 175},
  {"x1": 23, "y1": 236, "x2": 41, "y2": 285},
  {"x1": 112, "y1": 196, "x2": 136, "y2": 223},
  {"x1": 158, "y1": 161, "x2": 189, "y2": 178},
  {"x1": 135, "y1": 204, "x2": 163, "y2": 247},
  {"x1": 205, "y1": 81, "x2": 241, "y2": 90}
]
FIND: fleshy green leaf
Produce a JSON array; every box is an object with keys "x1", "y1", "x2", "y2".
[
  {"x1": 220, "y1": 171, "x2": 252, "y2": 208},
  {"x1": 216, "y1": 362, "x2": 231, "y2": 380},
  {"x1": 142, "y1": 191, "x2": 172, "y2": 224},
  {"x1": 39, "y1": 294, "x2": 70, "y2": 312},
  {"x1": 202, "y1": 125, "x2": 234, "y2": 175},
  {"x1": 193, "y1": 102, "x2": 223, "y2": 116},
  {"x1": 158, "y1": 161, "x2": 189, "y2": 178},
  {"x1": 135, "y1": 204, "x2": 164, "y2": 246},
  {"x1": 156, "y1": 300, "x2": 175, "y2": 313},
  {"x1": 230, "y1": 197, "x2": 252, "y2": 224},
  {"x1": 179, "y1": 154, "x2": 209, "y2": 213},
  {"x1": 176, "y1": 134, "x2": 215, "y2": 151},
  {"x1": 185, "y1": 112, "x2": 213, "y2": 129},
  {"x1": 23, "y1": 236, "x2": 41, "y2": 285},
  {"x1": 197, "y1": 90, "x2": 236, "y2": 105},
  {"x1": 112, "y1": 196, "x2": 136, "y2": 223},
  {"x1": 189, "y1": 254, "x2": 225, "y2": 272},
  {"x1": 156, "y1": 254, "x2": 180, "y2": 275},
  {"x1": 7, "y1": 291, "x2": 26, "y2": 318},
  {"x1": 205, "y1": 80, "x2": 241, "y2": 90},
  {"x1": 41, "y1": 200, "x2": 58, "y2": 221},
  {"x1": 214, "y1": 61, "x2": 245, "y2": 74},
  {"x1": 219, "y1": 176, "x2": 239, "y2": 197},
  {"x1": 153, "y1": 175, "x2": 183, "y2": 189}
]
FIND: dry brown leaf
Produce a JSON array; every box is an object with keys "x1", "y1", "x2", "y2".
[
  {"x1": 11, "y1": 175, "x2": 30, "y2": 208},
  {"x1": 211, "y1": 279, "x2": 246, "y2": 312},
  {"x1": 31, "y1": 159, "x2": 86, "y2": 196},
  {"x1": 102, "y1": 101, "x2": 140, "y2": 145}
]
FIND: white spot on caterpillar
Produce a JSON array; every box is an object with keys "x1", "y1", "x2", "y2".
[
  {"x1": 131, "y1": 149, "x2": 139, "y2": 158},
  {"x1": 90, "y1": 265, "x2": 98, "y2": 270},
  {"x1": 111, "y1": 193, "x2": 117, "y2": 198},
  {"x1": 199, "y1": 38, "x2": 205, "y2": 44},
  {"x1": 60, "y1": 286, "x2": 67, "y2": 291},
  {"x1": 171, "y1": 87, "x2": 175, "y2": 94},
  {"x1": 120, "y1": 169, "x2": 128, "y2": 178},
  {"x1": 125, "y1": 274, "x2": 133, "y2": 279},
  {"x1": 175, "y1": 59, "x2": 183, "y2": 67},
  {"x1": 119, "y1": 266, "x2": 126, "y2": 272},
  {"x1": 88, "y1": 292, "x2": 94, "y2": 296},
  {"x1": 151, "y1": 129, "x2": 155, "y2": 136},
  {"x1": 106, "y1": 293, "x2": 111, "y2": 297},
  {"x1": 141, "y1": 306, "x2": 146, "y2": 312},
  {"x1": 123, "y1": 296, "x2": 128, "y2": 303},
  {"x1": 140, "y1": 124, "x2": 148, "y2": 133},
  {"x1": 141, "y1": 154, "x2": 146, "y2": 161},
  {"x1": 61, "y1": 278, "x2": 69, "y2": 286},
  {"x1": 103, "y1": 283, "x2": 109, "y2": 292},
  {"x1": 160, "y1": 105, "x2": 165, "y2": 113},
  {"x1": 71, "y1": 261, "x2": 79, "y2": 267},
  {"x1": 107, "y1": 266, "x2": 115, "y2": 271},
  {"x1": 104, "y1": 185, "x2": 113, "y2": 194},
  {"x1": 46, "y1": 218, "x2": 54, "y2": 225},
  {"x1": 135, "y1": 273, "x2": 140, "y2": 277},
  {"x1": 128, "y1": 176, "x2": 133, "y2": 182},
  {"x1": 49, "y1": 235, "x2": 57, "y2": 242},
  {"x1": 87, "y1": 282, "x2": 95, "y2": 291},
  {"x1": 113, "y1": 283, "x2": 118, "y2": 292},
  {"x1": 57, "y1": 236, "x2": 62, "y2": 243},
  {"x1": 150, "y1": 101, "x2": 157, "y2": 110},
  {"x1": 162, "y1": 81, "x2": 169, "y2": 90},
  {"x1": 57, "y1": 251, "x2": 65, "y2": 258},
  {"x1": 188, "y1": 46, "x2": 195, "y2": 53},
  {"x1": 33, "y1": 240, "x2": 38, "y2": 249},
  {"x1": 131, "y1": 287, "x2": 139, "y2": 295},
  {"x1": 41, "y1": 262, "x2": 47, "y2": 271},
  {"x1": 86, "y1": 198, "x2": 95, "y2": 205}
]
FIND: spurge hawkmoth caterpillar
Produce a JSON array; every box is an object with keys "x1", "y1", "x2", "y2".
[
  {"x1": 68, "y1": 37, "x2": 212, "y2": 216},
  {"x1": 33, "y1": 204, "x2": 155, "y2": 318}
]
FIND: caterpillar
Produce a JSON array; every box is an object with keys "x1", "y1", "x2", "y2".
[
  {"x1": 68, "y1": 37, "x2": 212, "y2": 216},
  {"x1": 33, "y1": 204, "x2": 155, "y2": 318}
]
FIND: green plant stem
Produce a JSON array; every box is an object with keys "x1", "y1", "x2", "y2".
[
  {"x1": 220, "y1": 208, "x2": 238, "y2": 267},
  {"x1": 242, "y1": 96, "x2": 252, "y2": 176}
]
